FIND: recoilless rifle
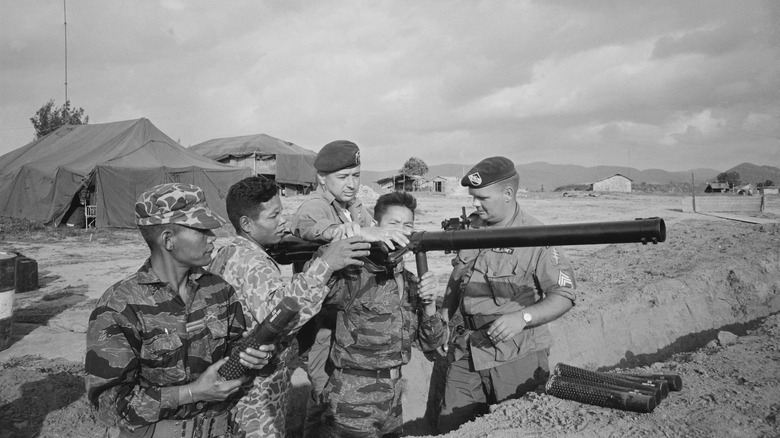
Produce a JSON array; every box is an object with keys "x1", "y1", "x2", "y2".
[{"x1": 269, "y1": 211, "x2": 666, "y2": 277}]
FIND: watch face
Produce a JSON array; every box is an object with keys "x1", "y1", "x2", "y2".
[{"x1": 523, "y1": 313, "x2": 532, "y2": 323}]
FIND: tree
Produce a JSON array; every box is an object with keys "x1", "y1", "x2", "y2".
[
  {"x1": 400, "y1": 157, "x2": 429, "y2": 176},
  {"x1": 30, "y1": 99, "x2": 89, "y2": 139},
  {"x1": 716, "y1": 171, "x2": 740, "y2": 188},
  {"x1": 765, "y1": 179, "x2": 774, "y2": 187}
]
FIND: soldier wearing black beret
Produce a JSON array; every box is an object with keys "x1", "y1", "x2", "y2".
[
  {"x1": 313, "y1": 140, "x2": 361, "y2": 173},
  {"x1": 436, "y1": 156, "x2": 578, "y2": 433},
  {"x1": 290, "y1": 140, "x2": 411, "y2": 437},
  {"x1": 460, "y1": 156, "x2": 518, "y2": 189}
]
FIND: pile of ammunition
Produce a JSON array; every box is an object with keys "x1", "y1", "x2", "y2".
[{"x1": 545, "y1": 363, "x2": 683, "y2": 413}]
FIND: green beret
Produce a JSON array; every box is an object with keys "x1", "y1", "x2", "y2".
[
  {"x1": 135, "y1": 183, "x2": 225, "y2": 229},
  {"x1": 461, "y1": 156, "x2": 517, "y2": 188},
  {"x1": 314, "y1": 140, "x2": 361, "y2": 173}
]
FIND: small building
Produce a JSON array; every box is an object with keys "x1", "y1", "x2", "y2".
[
  {"x1": 760, "y1": 187, "x2": 779, "y2": 195},
  {"x1": 376, "y1": 174, "x2": 427, "y2": 192},
  {"x1": 429, "y1": 176, "x2": 466, "y2": 194},
  {"x1": 592, "y1": 174, "x2": 632, "y2": 193},
  {"x1": 736, "y1": 184, "x2": 753, "y2": 195},
  {"x1": 705, "y1": 182, "x2": 731, "y2": 193}
]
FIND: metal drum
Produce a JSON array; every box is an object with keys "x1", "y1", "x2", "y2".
[{"x1": 0, "y1": 251, "x2": 16, "y2": 351}]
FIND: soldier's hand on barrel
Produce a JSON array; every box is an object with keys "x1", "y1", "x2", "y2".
[
  {"x1": 359, "y1": 226, "x2": 410, "y2": 250},
  {"x1": 329, "y1": 223, "x2": 362, "y2": 240},
  {"x1": 416, "y1": 271, "x2": 438, "y2": 305},
  {"x1": 319, "y1": 236, "x2": 371, "y2": 271},
  {"x1": 486, "y1": 313, "x2": 527, "y2": 344}
]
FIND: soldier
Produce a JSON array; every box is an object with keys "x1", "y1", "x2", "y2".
[
  {"x1": 85, "y1": 183, "x2": 274, "y2": 438},
  {"x1": 436, "y1": 157, "x2": 578, "y2": 433},
  {"x1": 317, "y1": 191, "x2": 446, "y2": 437},
  {"x1": 289, "y1": 140, "x2": 409, "y2": 437},
  {"x1": 208, "y1": 175, "x2": 371, "y2": 437}
]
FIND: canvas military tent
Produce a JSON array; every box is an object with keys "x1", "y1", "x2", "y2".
[
  {"x1": 0, "y1": 118, "x2": 250, "y2": 228},
  {"x1": 189, "y1": 134, "x2": 317, "y2": 195}
]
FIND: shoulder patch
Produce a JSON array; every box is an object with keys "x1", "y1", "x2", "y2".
[{"x1": 551, "y1": 247, "x2": 560, "y2": 265}]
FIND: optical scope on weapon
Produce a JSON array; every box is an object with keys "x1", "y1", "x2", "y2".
[
  {"x1": 269, "y1": 216, "x2": 666, "y2": 276},
  {"x1": 217, "y1": 297, "x2": 298, "y2": 380}
]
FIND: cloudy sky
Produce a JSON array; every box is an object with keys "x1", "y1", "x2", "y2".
[{"x1": 1, "y1": 0, "x2": 778, "y2": 172}]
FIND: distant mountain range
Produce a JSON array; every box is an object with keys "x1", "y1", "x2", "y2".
[{"x1": 362, "y1": 162, "x2": 778, "y2": 191}]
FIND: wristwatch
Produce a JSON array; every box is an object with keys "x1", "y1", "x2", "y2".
[{"x1": 523, "y1": 312, "x2": 533, "y2": 324}]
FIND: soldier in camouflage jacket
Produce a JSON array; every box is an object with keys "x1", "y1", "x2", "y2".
[
  {"x1": 208, "y1": 176, "x2": 370, "y2": 437},
  {"x1": 317, "y1": 192, "x2": 446, "y2": 438}
]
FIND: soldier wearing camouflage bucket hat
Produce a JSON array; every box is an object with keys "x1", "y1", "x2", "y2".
[
  {"x1": 134, "y1": 182, "x2": 226, "y2": 229},
  {"x1": 86, "y1": 182, "x2": 275, "y2": 438}
]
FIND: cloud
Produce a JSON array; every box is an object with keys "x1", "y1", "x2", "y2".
[{"x1": 1, "y1": 0, "x2": 778, "y2": 173}]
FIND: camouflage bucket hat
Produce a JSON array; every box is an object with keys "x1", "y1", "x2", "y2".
[{"x1": 135, "y1": 183, "x2": 225, "y2": 229}]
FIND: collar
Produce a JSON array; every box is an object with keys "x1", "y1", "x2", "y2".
[
  {"x1": 233, "y1": 234, "x2": 269, "y2": 254},
  {"x1": 136, "y1": 258, "x2": 206, "y2": 285},
  {"x1": 484, "y1": 202, "x2": 522, "y2": 229},
  {"x1": 317, "y1": 186, "x2": 359, "y2": 211}
]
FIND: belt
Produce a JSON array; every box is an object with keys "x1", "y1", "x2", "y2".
[
  {"x1": 151, "y1": 411, "x2": 231, "y2": 438},
  {"x1": 339, "y1": 366, "x2": 402, "y2": 380},
  {"x1": 463, "y1": 314, "x2": 499, "y2": 331}
]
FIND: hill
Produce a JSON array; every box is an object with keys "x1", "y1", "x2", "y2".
[{"x1": 723, "y1": 162, "x2": 780, "y2": 186}]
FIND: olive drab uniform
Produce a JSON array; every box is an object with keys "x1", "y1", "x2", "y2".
[
  {"x1": 437, "y1": 208, "x2": 578, "y2": 433},
  {"x1": 289, "y1": 186, "x2": 374, "y2": 437},
  {"x1": 320, "y1": 262, "x2": 446, "y2": 437}
]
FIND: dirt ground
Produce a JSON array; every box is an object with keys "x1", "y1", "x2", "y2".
[{"x1": 1, "y1": 192, "x2": 779, "y2": 438}]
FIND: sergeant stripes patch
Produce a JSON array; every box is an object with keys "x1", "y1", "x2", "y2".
[{"x1": 558, "y1": 270, "x2": 573, "y2": 288}]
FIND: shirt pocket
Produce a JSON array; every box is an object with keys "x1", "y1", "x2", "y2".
[
  {"x1": 338, "y1": 297, "x2": 395, "y2": 351},
  {"x1": 482, "y1": 256, "x2": 520, "y2": 306},
  {"x1": 206, "y1": 318, "x2": 229, "y2": 339},
  {"x1": 140, "y1": 331, "x2": 184, "y2": 362},
  {"x1": 205, "y1": 318, "x2": 230, "y2": 355}
]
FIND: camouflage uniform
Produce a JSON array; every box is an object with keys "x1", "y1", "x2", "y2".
[
  {"x1": 320, "y1": 263, "x2": 446, "y2": 437},
  {"x1": 289, "y1": 185, "x2": 374, "y2": 437},
  {"x1": 437, "y1": 208, "x2": 578, "y2": 433},
  {"x1": 85, "y1": 260, "x2": 246, "y2": 432},
  {"x1": 208, "y1": 236, "x2": 333, "y2": 438},
  {"x1": 85, "y1": 183, "x2": 246, "y2": 437}
]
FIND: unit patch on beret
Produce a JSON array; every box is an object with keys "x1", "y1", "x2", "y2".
[{"x1": 461, "y1": 156, "x2": 517, "y2": 188}]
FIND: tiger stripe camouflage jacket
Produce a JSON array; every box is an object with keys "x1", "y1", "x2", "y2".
[{"x1": 85, "y1": 259, "x2": 247, "y2": 429}]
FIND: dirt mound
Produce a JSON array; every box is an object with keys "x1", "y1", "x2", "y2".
[
  {"x1": 423, "y1": 313, "x2": 780, "y2": 438},
  {"x1": 357, "y1": 184, "x2": 379, "y2": 199}
]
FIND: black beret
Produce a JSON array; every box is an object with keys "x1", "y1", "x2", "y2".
[
  {"x1": 461, "y1": 156, "x2": 517, "y2": 188},
  {"x1": 314, "y1": 140, "x2": 361, "y2": 173}
]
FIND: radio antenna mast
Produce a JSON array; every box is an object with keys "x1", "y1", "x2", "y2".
[{"x1": 63, "y1": 0, "x2": 68, "y2": 103}]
